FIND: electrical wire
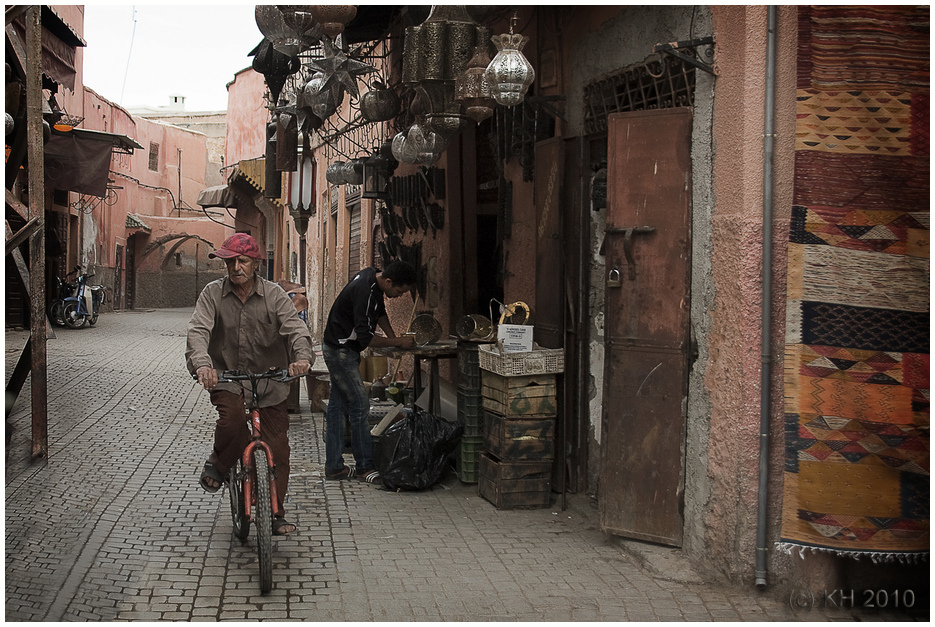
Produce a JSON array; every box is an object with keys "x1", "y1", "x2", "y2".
[{"x1": 119, "y1": 6, "x2": 137, "y2": 105}]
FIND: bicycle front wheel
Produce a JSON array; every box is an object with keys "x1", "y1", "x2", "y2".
[
  {"x1": 253, "y1": 449, "x2": 273, "y2": 594},
  {"x1": 228, "y1": 459, "x2": 249, "y2": 543}
]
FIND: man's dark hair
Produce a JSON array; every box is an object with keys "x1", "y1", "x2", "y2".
[{"x1": 382, "y1": 260, "x2": 417, "y2": 287}]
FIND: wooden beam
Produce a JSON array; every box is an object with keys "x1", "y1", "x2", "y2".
[
  {"x1": 5, "y1": 216, "x2": 40, "y2": 255},
  {"x1": 6, "y1": 187, "x2": 30, "y2": 220},
  {"x1": 26, "y1": 6, "x2": 47, "y2": 461}
]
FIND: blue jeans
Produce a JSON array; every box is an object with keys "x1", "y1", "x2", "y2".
[{"x1": 322, "y1": 344, "x2": 372, "y2": 474}]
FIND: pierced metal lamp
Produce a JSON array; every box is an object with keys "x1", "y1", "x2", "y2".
[{"x1": 485, "y1": 16, "x2": 535, "y2": 107}]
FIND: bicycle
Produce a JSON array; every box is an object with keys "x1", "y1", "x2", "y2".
[{"x1": 194, "y1": 367, "x2": 298, "y2": 594}]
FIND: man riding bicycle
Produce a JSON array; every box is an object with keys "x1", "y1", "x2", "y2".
[{"x1": 186, "y1": 233, "x2": 313, "y2": 536}]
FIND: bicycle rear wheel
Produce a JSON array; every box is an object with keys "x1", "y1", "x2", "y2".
[
  {"x1": 228, "y1": 459, "x2": 249, "y2": 543},
  {"x1": 253, "y1": 449, "x2": 273, "y2": 594}
]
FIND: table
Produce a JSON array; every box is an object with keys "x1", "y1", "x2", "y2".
[{"x1": 377, "y1": 340, "x2": 458, "y2": 416}]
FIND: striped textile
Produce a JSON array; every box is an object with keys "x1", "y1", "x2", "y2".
[{"x1": 780, "y1": 6, "x2": 929, "y2": 561}]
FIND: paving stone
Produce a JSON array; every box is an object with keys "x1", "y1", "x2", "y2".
[{"x1": 5, "y1": 310, "x2": 926, "y2": 623}]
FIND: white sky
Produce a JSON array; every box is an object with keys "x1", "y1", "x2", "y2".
[{"x1": 82, "y1": 4, "x2": 264, "y2": 112}]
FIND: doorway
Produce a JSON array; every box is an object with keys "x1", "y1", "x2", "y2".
[{"x1": 598, "y1": 108, "x2": 693, "y2": 547}]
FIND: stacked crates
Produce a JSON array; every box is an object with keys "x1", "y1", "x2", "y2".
[
  {"x1": 477, "y1": 344, "x2": 564, "y2": 509},
  {"x1": 455, "y1": 342, "x2": 487, "y2": 482}
]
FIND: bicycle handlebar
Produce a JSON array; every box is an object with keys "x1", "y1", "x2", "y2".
[{"x1": 191, "y1": 368, "x2": 301, "y2": 384}]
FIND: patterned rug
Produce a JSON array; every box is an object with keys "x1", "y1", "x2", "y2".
[{"x1": 780, "y1": 6, "x2": 929, "y2": 561}]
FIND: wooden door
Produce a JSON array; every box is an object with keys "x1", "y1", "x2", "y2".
[
  {"x1": 125, "y1": 236, "x2": 136, "y2": 310},
  {"x1": 114, "y1": 244, "x2": 124, "y2": 310},
  {"x1": 598, "y1": 108, "x2": 692, "y2": 546}
]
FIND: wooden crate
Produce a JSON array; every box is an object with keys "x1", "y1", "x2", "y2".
[
  {"x1": 478, "y1": 343, "x2": 564, "y2": 376},
  {"x1": 481, "y1": 371, "x2": 557, "y2": 416},
  {"x1": 483, "y1": 410, "x2": 555, "y2": 461},
  {"x1": 478, "y1": 453, "x2": 552, "y2": 509}
]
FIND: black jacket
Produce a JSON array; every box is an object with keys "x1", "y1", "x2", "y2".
[{"x1": 323, "y1": 267, "x2": 386, "y2": 353}]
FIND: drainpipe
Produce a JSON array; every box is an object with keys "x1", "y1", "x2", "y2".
[{"x1": 755, "y1": 5, "x2": 778, "y2": 589}]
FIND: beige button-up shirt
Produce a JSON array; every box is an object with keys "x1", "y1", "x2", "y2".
[{"x1": 186, "y1": 276, "x2": 313, "y2": 407}]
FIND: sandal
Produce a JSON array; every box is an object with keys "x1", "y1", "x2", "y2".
[
  {"x1": 358, "y1": 468, "x2": 381, "y2": 484},
  {"x1": 325, "y1": 465, "x2": 356, "y2": 480},
  {"x1": 199, "y1": 461, "x2": 224, "y2": 493},
  {"x1": 273, "y1": 517, "x2": 296, "y2": 535}
]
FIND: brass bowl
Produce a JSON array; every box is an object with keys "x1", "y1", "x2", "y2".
[{"x1": 410, "y1": 313, "x2": 442, "y2": 346}]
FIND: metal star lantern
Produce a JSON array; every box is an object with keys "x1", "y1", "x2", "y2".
[{"x1": 306, "y1": 34, "x2": 374, "y2": 103}]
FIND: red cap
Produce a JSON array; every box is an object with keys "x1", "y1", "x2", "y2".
[{"x1": 209, "y1": 233, "x2": 263, "y2": 259}]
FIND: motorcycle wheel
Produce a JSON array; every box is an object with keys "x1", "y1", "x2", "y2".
[
  {"x1": 49, "y1": 300, "x2": 65, "y2": 326},
  {"x1": 88, "y1": 311, "x2": 99, "y2": 326},
  {"x1": 62, "y1": 301, "x2": 87, "y2": 329}
]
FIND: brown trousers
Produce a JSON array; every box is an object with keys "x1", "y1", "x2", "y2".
[{"x1": 209, "y1": 389, "x2": 290, "y2": 514}]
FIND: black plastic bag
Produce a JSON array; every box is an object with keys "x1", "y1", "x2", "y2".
[{"x1": 376, "y1": 408, "x2": 463, "y2": 490}]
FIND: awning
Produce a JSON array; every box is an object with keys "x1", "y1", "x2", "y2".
[
  {"x1": 69, "y1": 128, "x2": 143, "y2": 154},
  {"x1": 197, "y1": 185, "x2": 239, "y2": 209},
  {"x1": 228, "y1": 158, "x2": 284, "y2": 208},
  {"x1": 8, "y1": 6, "x2": 86, "y2": 92},
  {"x1": 44, "y1": 128, "x2": 142, "y2": 197}
]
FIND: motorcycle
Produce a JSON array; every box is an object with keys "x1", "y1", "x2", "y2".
[
  {"x1": 62, "y1": 270, "x2": 106, "y2": 329},
  {"x1": 49, "y1": 266, "x2": 81, "y2": 327}
]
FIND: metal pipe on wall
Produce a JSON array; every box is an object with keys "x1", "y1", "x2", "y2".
[{"x1": 755, "y1": 5, "x2": 778, "y2": 589}]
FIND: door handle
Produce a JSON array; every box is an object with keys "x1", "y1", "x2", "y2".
[{"x1": 604, "y1": 226, "x2": 655, "y2": 280}]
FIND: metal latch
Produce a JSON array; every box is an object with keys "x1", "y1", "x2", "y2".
[{"x1": 603, "y1": 226, "x2": 655, "y2": 280}]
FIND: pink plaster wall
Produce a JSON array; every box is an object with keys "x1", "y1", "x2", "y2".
[
  {"x1": 76, "y1": 87, "x2": 225, "y2": 306},
  {"x1": 225, "y1": 68, "x2": 268, "y2": 165},
  {"x1": 706, "y1": 5, "x2": 798, "y2": 581}
]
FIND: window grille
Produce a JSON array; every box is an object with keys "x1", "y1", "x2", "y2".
[
  {"x1": 584, "y1": 55, "x2": 696, "y2": 135},
  {"x1": 148, "y1": 142, "x2": 159, "y2": 171}
]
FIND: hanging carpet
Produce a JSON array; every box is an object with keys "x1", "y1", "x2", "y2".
[{"x1": 780, "y1": 5, "x2": 929, "y2": 561}]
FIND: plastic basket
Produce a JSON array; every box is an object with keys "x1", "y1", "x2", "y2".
[
  {"x1": 456, "y1": 434, "x2": 484, "y2": 483},
  {"x1": 457, "y1": 343, "x2": 488, "y2": 391},
  {"x1": 478, "y1": 343, "x2": 564, "y2": 377}
]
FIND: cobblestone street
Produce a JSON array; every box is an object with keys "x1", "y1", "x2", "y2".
[{"x1": 5, "y1": 309, "x2": 924, "y2": 621}]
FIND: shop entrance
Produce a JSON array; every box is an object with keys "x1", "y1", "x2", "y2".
[{"x1": 599, "y1": 108, "x2": 692, "y2": 547}]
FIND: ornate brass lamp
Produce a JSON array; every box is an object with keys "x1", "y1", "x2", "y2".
[
  {"x1": 454, "y1": 42, "x2": 496, "y2": 124},
  {"x1": 485, "y1": 15, "x2": 535, "y2": 106}
]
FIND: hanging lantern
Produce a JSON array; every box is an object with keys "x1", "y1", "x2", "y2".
[
  {"x1": 391, "y1": 130, "x2": 416, "y2": 164},
  {"x1": 485, "y1": 32, "x2": 535, "y2": 107},
  {"x1": 252, "y1": 40, "x2": 301, "y2": 105},
  {"x1": 362, "y1": 142, "x2": 398, "y2": 200},
  {"x1": 326, "y1": 161, "x2": 347, "y2": 185},
  {"x1": 296, "y1": 81, "x2": 324, "y2": 132},
  {"x1": 406, "y1": 119, "x2": 446, "y2": 166},
  {"x1": 342, "y1": 159, "x2": 363, "y2": 185},
  {"x1": 279, "y1": 7, "x2": 323, "y2": 55},
  {"x1": 359, "y1": 81, "x2": 401, "y2": 123},
  {"x1": 307, "y1": 5, "x2": 357, "y2": 40},
  {"x1": 304, "y1": 72, "x2": 342, "y2": 120},
  {"x1": 255, "y1": 6, "x2": 318, "y2": 57},
  {"x1": 455, "y1": 42, "x2": 496, "y2": 124}
]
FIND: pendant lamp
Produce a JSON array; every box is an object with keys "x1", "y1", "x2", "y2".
[{"x1": 485, "y1": 15, "x2": 535, "y2": 107}]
